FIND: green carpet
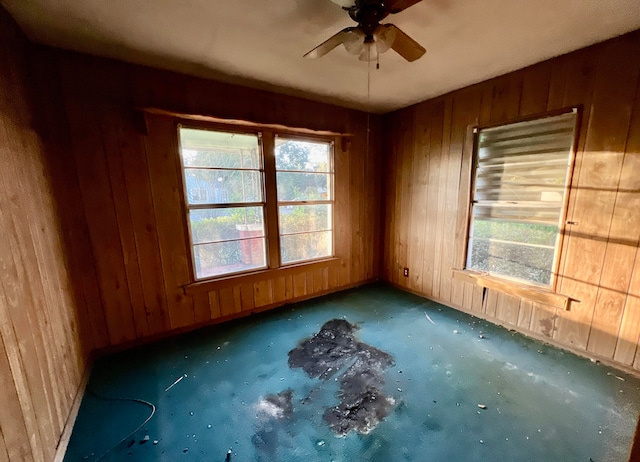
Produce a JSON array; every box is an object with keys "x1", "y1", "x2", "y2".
[{"x1": 64, "y1": 284, "x2": 640, "y2": 461}]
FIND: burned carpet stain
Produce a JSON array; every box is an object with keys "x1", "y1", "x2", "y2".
[
  {"x1": 252, "y1": 389, "x2": 294, "y2": 460},
  {"x1": 288, "y1": 319, "x2": 395, "y2": 436}
]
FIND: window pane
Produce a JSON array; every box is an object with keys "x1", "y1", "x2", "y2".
[
  {"x1": 190, "y1": 207, "x2": 265, "y2": 244},
  {"x1": 279, "y1": 204, "x2": 331, "y2": 234},
  {"x1": 184, "y1": 169, "x2": 262, "y2": 204},
  {"x1": 276, "y1": 172, "x2": 331, "y2": 201},
  {"x1": 281, "y1": 231, "x2": 332, "y2": 264},
  {"x1": 179, "y1": 128, "x2": 260, "y2": 169},
  {"x1": 467, "y1": 236, "x2": 555, "y2": 286},
  {"x1": 193, "y1": 238, "x2": 266, "y2": 279},
  {"x1": 275, "y1": 138, "x2": 331, "y2": 172},
  {"x1": 470, "y1": 219, "x2": 557, "y2": 247}
]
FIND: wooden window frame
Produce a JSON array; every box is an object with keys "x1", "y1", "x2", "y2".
[
  {"x1": 454, "y1": 107, "x2": 581, "y2": 309},
  {"x1": 175, "y1": 118, "x2": 336, "y2": 284}
]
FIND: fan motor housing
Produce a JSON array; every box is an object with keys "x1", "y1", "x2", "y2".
[{"x1": 348, "y1": 0, "x2": 389, "y2": 36}]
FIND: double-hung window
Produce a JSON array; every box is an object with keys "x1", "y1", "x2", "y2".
[
  {"x1": 178, "y1": 127, "x2": 267, "y2": 279},
  {"x1": 178, "y1": 125, "x2": 334, "y2": 280},
  {"x1": 465, "y1": 110, "x2": 577, "y2": 287},
  {"x1": 276, "y1": 137, "x2": 333, "y2": 264}
]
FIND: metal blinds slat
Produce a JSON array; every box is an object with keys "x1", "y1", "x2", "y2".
[
  {"x1": 477, "y1": 163, "x2": 567, "y2": 177},
  {"x1": 479, "y1": 154, "x2": 568, "y2": 168},
  {"x1": 479, "y1": 131, "x2": 574, "y2": 154},
  {"x1": 475, "y1": 191, "x2": 564, "y2": 203},
  {"x1": 479, "y1": 128, "x2": 575, "y2": 152},
  {"x1": 479, "y1": 112, "x2": 576, "y2": 142}
]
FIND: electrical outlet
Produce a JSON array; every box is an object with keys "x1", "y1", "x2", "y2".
[{"x1": 403, "y1": 267, "x2": 409, "y2": 277}]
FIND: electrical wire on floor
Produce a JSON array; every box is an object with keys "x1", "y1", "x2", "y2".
[{"x1": 86, "y1": 387, "x2": 156, "y2": 461}]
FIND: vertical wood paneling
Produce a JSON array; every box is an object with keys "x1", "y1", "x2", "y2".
[
  {"x1": 144, "y1": 114, "x2": 196, "y2": 329},
  {"x1": 559, "y1": 37, "x2": 640, "y2": 350},
  {"x1": 519, "y1": 62, "x2": 552, "y2": 116},
  {"x1": 0, "y1": 8, "x2": 96, "y2": 461},
  {"x1": 397, "y1": 111, "x2": 415, "y2": 286},
  {"x1": 382, "y1": 114, "x2": 400, "y2": 283},
  {"x1": 218, "y1": 287, "x2": 237, "y2": 317},
  {"x1": 116, "y1": 112, "x2": 171, "y2": 335},
  {"x1": 59, "y1": 61, "x2": 136, "y2": 345},
  {"x1": 31, "y1": 54, "x2": 109, "y2": 351},
  {"x1": 192, "y1": 292, "x2": 211, "y2": 324},
  {"x1": 588, "y1": 67, "x2": 640, "y2": 357},
  {"x1": 208, "y1": 291, "x2": 221, "y2": 319},
  {"x1": 437, "y1": 96, "x2": 456, "y2": 302},
  {"x1": 383, "y1": 30, "x2": 640, "y2": 372},
  {"x1": 0, "y1": 316, "x2": 33, "y2": 461},
  {"x1": 100, "y1": 107, "x2": 150, "y2": 338},
  {"x1": 422, "y1": 101, "x2": 445, "y2": 296},
  {"x1": 407, "y1": 106, "x2": 430, "y2": 292},
  {"x1": 613, "y1": 73, "x2": 640, "y2": 366}
]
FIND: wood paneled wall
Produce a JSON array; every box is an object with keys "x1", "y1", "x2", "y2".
[
  {"x1": 383, "y1": 30, "x2": 640, "y2": 373},
  {"x1": 0, "y1": 9, "x2": 97, "y2": 462},
  {"x1": 26, "y1": 46, "x2": 382, "y2": 350}
]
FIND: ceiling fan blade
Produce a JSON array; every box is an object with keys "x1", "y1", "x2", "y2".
[
  {"x1": 383, "y1": 23, "x2": 426, "y2": 62},
  {"x1": 373, "y1": 24, "x2": 396, "y2": 53},
  {"x1": 304, "y1": 27, "x2": 356, "y2": 59},
  {"x1": 386, "y1": 0, "x2": 423, "y2": 14}
]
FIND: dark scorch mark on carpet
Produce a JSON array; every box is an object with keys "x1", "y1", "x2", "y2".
[
  {"x1": 252, "y1": 389, "x2": 294, "y2": 460},
  {"x1": 288, "y1": 319, "x2": 395, "y2": 436}
]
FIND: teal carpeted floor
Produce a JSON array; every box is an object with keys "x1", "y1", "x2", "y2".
[{"x1": 64, "y1": 284, "x2": 640, "y2": 461}]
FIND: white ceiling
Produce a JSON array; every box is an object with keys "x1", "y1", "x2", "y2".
[{"x1": 3, "y1": 0, "x2": 640, "y2": 113}]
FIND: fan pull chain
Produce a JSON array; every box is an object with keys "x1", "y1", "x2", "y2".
[{"x1": 366, "y1": 51, "x2": 371, "y2": 162}]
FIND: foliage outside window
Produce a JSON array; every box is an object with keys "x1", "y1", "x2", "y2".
[
  {"x1": 178, "y1": 127, "x2": 267, "y2": 279},
  {"x1": 466, "y1": 111, "x2": 577, "y2": 286},
  {"x1": 276, "y1": 137, "x2": 333, "y2": 264}
]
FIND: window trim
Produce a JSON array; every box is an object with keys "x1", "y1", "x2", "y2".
[
  {"x1": 175, "y1": 118, "x2": 337, "y2": 283},
  {"x1": 457, "y1": 107, "x2": 581, "y2": 300}
]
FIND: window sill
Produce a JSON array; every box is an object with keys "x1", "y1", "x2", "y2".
[
  {"x1": 183, "y1": 257, "x2": 341, "y2": 295},
  {"x1": 452, "y1": 269, "x2": 576, "y2": 311}
]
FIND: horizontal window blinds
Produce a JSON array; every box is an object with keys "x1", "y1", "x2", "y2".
[
  {"x1": 466, "y1": 111, "x2": 577, "y2": 286},
  {"x1": 473, "y1": 112, "x2": 576, "y2": 225}
]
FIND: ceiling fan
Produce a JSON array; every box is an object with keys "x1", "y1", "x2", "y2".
[{"x1": 304, "y1": 0, "x2": 426, "y2": 62}]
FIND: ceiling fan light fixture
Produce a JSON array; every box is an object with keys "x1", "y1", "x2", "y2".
[
  {"x1": 330, "y1": 0, "x2": 356, "y2": 7},
  {"x1": 358, "y1": 40, "x2": 378, "y2": 62},
  {"x1": 343, "y1": 28, "x2": 366, "y2": 54},
  {"x1": 304, "y1": 0, "x2": 426, "y2": 62}
]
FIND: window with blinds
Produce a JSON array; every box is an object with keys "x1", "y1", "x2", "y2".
[{"x1": 466, "y1": 111, "x2": 578, "y2": 286}]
